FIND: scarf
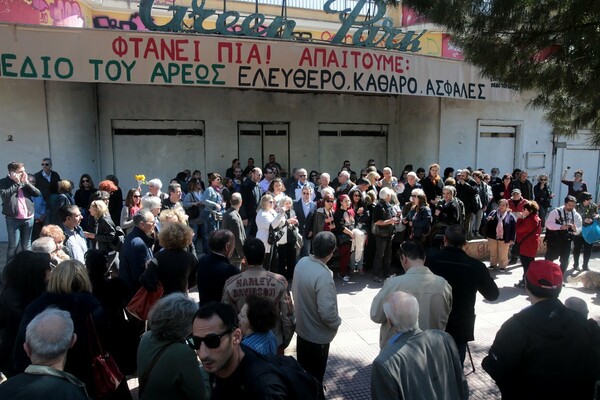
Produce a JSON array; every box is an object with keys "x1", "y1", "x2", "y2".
[{"x1": 496, "y1": 210, "x2": 507, "y2": 240}]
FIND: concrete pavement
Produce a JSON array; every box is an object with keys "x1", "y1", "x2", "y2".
[{"x1": 2, "y1": 243, "x2": 599, "y2": 399}]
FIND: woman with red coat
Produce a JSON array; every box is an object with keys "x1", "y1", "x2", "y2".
[{"x1": 514, "y1": 200, "x2": 542, "y2": 288}]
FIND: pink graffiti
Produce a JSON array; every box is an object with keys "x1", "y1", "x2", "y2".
[
  {"x1": 49, "y1": 0, "x2": 83, "y2": 27},
  {"x1": 93, "y1": 12, "x2": 147, "y2": 30},
  {"x1": 31, "y1": 0, "x2": 49, "y2": 12},
  {"x1": 401, "y1": 5, "x2": 429, "y2": 27}
]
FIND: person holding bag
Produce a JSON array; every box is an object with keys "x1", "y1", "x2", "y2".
[
  {"x1": 485, "y1": 199, "x2": 516, "y2": 271},
  {"x1": 514, "y1": 201, "x2": 542, "y2": 288}
]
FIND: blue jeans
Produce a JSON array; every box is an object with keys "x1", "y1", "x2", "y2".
[{"x1": 6, "y1": 216, "x2": 34, "y2": 261}]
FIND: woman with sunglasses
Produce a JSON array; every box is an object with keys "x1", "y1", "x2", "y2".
[
  {"x1": 312, "y1": 189, "x2": 336, "y2": 238},
  {"x1": 121, "y1": 189, "x2": 142, "y2": 235},
  {"x1": 74, "y1": 174, "x2": 95, "y2": 230},
  {"x1": 138, "y1": 293, "x2": 210, "y2": 400},
  {"x1": 405, "y1": 189, "x2": 432, "y2": 242},
  {"x1": 533, "y1": 174, "x2": 554, "y2": 227}
]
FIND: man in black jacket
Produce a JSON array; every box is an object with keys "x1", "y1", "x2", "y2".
[
  {"x1": 197, "y1": 229, "x2": 238, "y2": 306},
  {"x1": 425, "y1": 225, "x2": 499, "y2": 364},
  {"x1": 0, "y1": 161, "x2": 41, "y2": 261},
  {"x1": 483, "y1": 260, "x2": 598, "y2": 399},
  {"x1": 240, "y1": 167, "x2": 262, "y2": 237},
  {"x1": 455, "y1": 169, "x2": 480, "y2": 241}
]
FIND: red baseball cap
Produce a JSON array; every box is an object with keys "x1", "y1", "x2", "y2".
[{"x1": 525, "y1": 260, "x2": 563, "y2": 297}]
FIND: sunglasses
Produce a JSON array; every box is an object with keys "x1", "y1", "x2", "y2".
[
  {"x1": 81, "y1": 179, "x2": 90, "y2": 183},
  {"x1": 540, "y1": 179, "x2": 547, "y2": 182},
  {"x1": 325, "y1": 199, "x2": 334, "y2": 203},
  {"x1": 186, "y1": 328, "x2": 234, "y2": 350},
  {"x1": 299, "y1": 175, "x2": 307, "y2": 177},
  {"x1": 133, "y1": 195, "x2": 141, "y2": 198},
  {"x1": 41, "y1": 163, "x2": 50, "y2": 166}
]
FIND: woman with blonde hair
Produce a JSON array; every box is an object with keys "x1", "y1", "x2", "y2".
[
  {"x1": 256, "y1": 194, "x2": 290, "y2": 271},
  {"x1": 140, "y1": 222, "x2": 197, "y2": 297},
  {"x1": 276, "y1": 196, "x2": 299, "y2": 280},
  {"x1": 13, "y1": 259, "x2": 132, "y2": 399},
  {"x1": 421, "y1": 163, "x2": 443, "y2": 207},
  {"x1": 366, "y1": 171, "x2": 381, "y2": 193},
  {"x1": 87, "y1": 199, "x2": 118, "y2": 254}
]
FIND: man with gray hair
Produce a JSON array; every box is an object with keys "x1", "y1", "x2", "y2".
[
  {"x1": 291, "y1": 231, "x2": 341, "y2": 398},
  {"x1": 371, "y1": 291, "x2": 468, "y2": 400},
  {"x1": 222, "y1": 192, "x2": 246, "y2": 268},
  {"x1": 119, "y1": 209, "x2": 156, "y2": 302},
  {"x1": 0, "y1": 308, "x2": 88, "y2": 399},
  {"x1": 287, "y1": 168, "x2": 315, "y2": 201}
]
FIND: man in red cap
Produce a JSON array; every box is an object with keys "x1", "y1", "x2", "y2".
[{"x1": 482, "y1": 260, "x2": 599, "y2": 399}]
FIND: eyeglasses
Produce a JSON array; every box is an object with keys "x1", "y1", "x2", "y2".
[
  {"x1": 143, "y1": 220, "x2": 155, "y2": 225},
  {"x1": 41, "y1": 163, "x2": 50, "y2": 166},
  {"x1": 186, "y1": 328, "x2": 234, "y2": 350}
]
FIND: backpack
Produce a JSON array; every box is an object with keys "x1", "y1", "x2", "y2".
[
  {"x1": 110, "y1": 226, "x2": 126, "y2": 252},
  {"x1": 243, "y1": 346, "x2": 320, "y2": 400}
]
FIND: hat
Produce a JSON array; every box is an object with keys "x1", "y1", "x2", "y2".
[
  {"x1": 525, "y1": 260, "x2": 563, "y2": 298},
  {"x1": 511, "y1": 188, "x2": 521, "y2": 194}
]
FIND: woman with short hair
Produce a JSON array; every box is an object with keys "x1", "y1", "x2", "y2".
[
  {"x1": 137, "y1": 293, "x2": 210, "y2": 400},
  {"x1": 256, "y1": 194, "x2": 289, "y2": 271},
  {"x1": 51, "y1": 179, "x2": 75, "y2": 224},
  {"x1": 514, "y1": 200, "x2": 542, "y2": 287},
  {"x1": 202, "y1": 173, "x2": 225, "y2": 234},
  {"x1": 238, "y1": 295, "x2": 278, "y2": 355},
  {"x1": 405, "y1": 188, "x2": 432, "y2": 242},
  {"x1": 485, "y1": 199, "x2": 517, "y2": 271},
  {"x1": 372, "y1": 187, "x2": 399, "y2": 282},
  {"x1": 88, "y1": 199, "x2": 118, "y2": 254}
]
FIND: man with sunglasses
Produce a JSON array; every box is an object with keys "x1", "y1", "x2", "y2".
[
  {"x1": 33, "y1": 158, "x2": 61, "y2": 211},
  {"x1": 191, "y1": 302, "x2": 289, "y2": 398}
]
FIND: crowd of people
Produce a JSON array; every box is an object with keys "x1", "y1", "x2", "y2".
[{"x1": 0, "y1": 154, "x2": 599, "y2": 399}]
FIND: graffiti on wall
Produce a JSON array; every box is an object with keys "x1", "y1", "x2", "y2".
[{"x1": 0, "y1": 0, "x2": 88, "y2": 26}]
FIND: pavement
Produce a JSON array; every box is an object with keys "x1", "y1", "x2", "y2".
[{"x1": 2, "y1": 242, "x2": 600, "y2": 399}]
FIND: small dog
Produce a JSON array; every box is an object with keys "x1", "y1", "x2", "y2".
[{"x1": 570, "y1": 271, "x2": 600, "y2": 290}]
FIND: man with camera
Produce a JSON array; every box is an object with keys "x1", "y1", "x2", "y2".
[
  {"x1": 0, "y1": 161, "x2": 41, "y2": 261},
  {"x1": 544, "y1": 195, "x2": 582, "y2": 278}
]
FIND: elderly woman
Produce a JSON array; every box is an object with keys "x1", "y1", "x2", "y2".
[
  {"x1": 137, "y1": 293, "x2": 210, "y2": 400},
  {"x1": 13, "y1": 260, "x2": 132, "y2": 399},
  {"x1": 333, "y1": 194, "x2": 355, "y2": 281},
  {"x1": 372, "y1": 187, "x2": 399, "y2": 282},
  {"x1": 405, "y1": 188, "x2": 432, "y2": 242},
  {"x1": 40, "y1": 224, "x2": 70, "y2": 262},
  {"x1": 485, "y1": 198, "x2": 517, "y2": 271},
  {"x1": 256, "y1": 194, "x2": 290, "y2": 271},
  {"x1": 514, "y1": 200, "x2": 542, "y2": 288},
  {"x1": 276, "y1": 196, "x2": 299, "y2": 280},
  {"x1": 144, "y1": 178, "x2": 168, "y2": 200},
  {"x1": 202, "y1": 173, "x2": 225, "y2": 234},
  {"x1": 238, "y1": 295, "x2": 278, "y2": 356},
  {"x1": 0, "y1": 251, "x2": 52, "y2": 377},
  {"x1": 121, "y1": 188, "x2": 142, "y2": 235},
  {"x1": 140, "y1": 222, "x2": 197, "y2": 296}
]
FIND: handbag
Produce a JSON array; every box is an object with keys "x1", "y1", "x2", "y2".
[
  {"x1": 268, "y1": 223, "x2": 285, "y2": 245},
  {"x1": 126, "y1": 281, "x2": 164, "y2": 321},
  {"x1": 514, "y1": 221, "x2": 541, "y2": 254},
  {"x1": 337, "y1": 233, "x2": 352, "y2": 246},
  {"x1": 186, "y1": 205, "x2": 201, "y2": 219},
  {"x1": 88, "y1": 315, "x2": 124, "y2": 398},
  {"x1": 582, "y1": 219, "x2": 600, "y2": 244}
]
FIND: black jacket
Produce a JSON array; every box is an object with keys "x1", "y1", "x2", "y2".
[
  {"x1": 482, "y1": 298, "x2": 598, "y2": 399},
  {"x1": 0, "y1": 177, "x2": 41, "y2": 218},
  {"x1": 33, "y1": 170, "x2": 61, "y2": 202},
  {"x1": 197, "y1": 252, "x2": 238, "y2": 307},
  {"x1": 425, "y1": 247, "x2": 499, "y2": 342}
]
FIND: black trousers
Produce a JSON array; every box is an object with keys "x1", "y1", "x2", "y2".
[
  {"x1": 545, "y1": 239, "x2": 571, "y2": 275},
  {"x1": 572, "y1": 235, "x2": 592, "y2": 269},
  {"x1": 297, "y1": 336, "x2": 329, "y2": 400}
]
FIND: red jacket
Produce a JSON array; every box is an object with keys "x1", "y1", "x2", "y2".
[{"x1": 516, "y1": 214, "x2": 541, "y2": 257}]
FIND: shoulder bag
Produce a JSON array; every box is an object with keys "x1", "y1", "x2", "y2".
[
  {"x1": 126, "y1": 258, "x2": 164, "y2": 321},
  {"x1": 88, "y1": 315, "x2": 124, "y2": 398},
  {"x1": 514, "y1": 220, "x2": 540, "y2": 255}
]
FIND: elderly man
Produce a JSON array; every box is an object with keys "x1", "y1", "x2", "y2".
[
  {"x1": 371, "y1": 291, "x2": 468, "y2": 400},
  {"x1": 287, "y1": 168, "x2": 315, "y2": 201},
  {"x1": 333, "y1": 170, "x2": 355, "y2": 197},
  {"x1": 292, "y1": 231, "x2": 342, "y2": 398},
  {"x1": 222, "y1": 238, "x2": 295, "y2": 352},
  {"x1": 0, "y1": 308, "x2": 88, "y2": 400},
  {"x1": 0, "y1": 161, "x2": 41, "y2": 261},
  {"x1": 119, "y1": 209, "x2": 156, "y2": 302},
  {"x1": 370, "y1": 241, "x2": 452, "y2": 349}
]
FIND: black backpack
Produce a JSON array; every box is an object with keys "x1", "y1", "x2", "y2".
[
  {"x1": 110, "y1": 226, "x2": 126, "y2": 252},
  {"x1": 242, "y1": 346, "x2": 320, "y2": 400}
]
